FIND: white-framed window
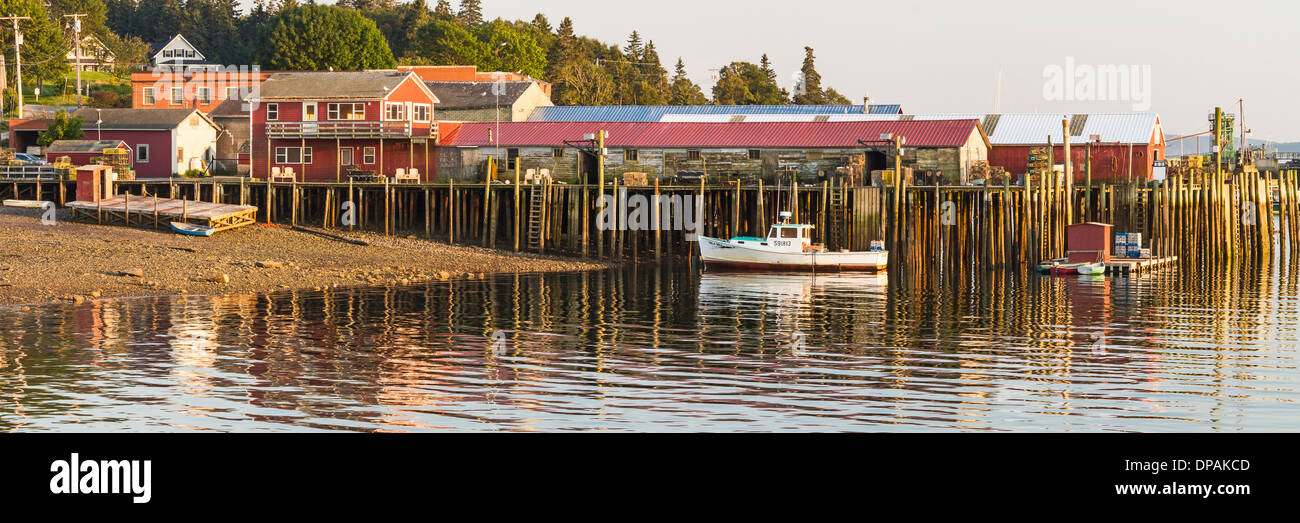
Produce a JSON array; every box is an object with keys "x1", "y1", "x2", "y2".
[
  {"x1": 412, "y1": 103, "x2": 431, "y2": 122},
  {"x1": 170, "y1": 87, "x2": 183, "y2": 105},
  {"x1": 142, "y1": 87, "x2": 155, "y2": 105},
  {"x1": 340, "y1": 147, "x2": 354, "y2": 166},
  {"x1": 384, "y1": 102, "x2": 405, "y2": 121},
  {"x1": 136, "y1": 144, "x2": 150, "y2": 163},
  {"x1": 328, "y1": 103, "x2": 365, "y2": 120},
  {"x1": 274, "y1": 147, "x2": 312, "y2": 164},
  {"x1": 266, "y1": 103, "x2": 278, "y2": 121},
  {"x1": 196, "y1": 87, "x2": 211, "y2": 104},
  {"x1": 363, "y1": 147, "x2": 376, "y2": 164},
  {"x1": 226, "y1": 86, "x2": 240, "y2": 100}
]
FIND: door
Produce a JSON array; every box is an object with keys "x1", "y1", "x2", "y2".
[{"x1": 303, "y1": 102, "x2": 317, "y2": 133}]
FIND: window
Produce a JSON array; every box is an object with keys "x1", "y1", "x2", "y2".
[
  {"x1": 340, "y1": 148, "x2": 354, "y2": 166},
  {"x1": 412, "y1": 103, "x2": 431, "y2": 122},
  {"x1": 197, "y1": 87, "x2": 211, "y2": 104},
  {"x1": 687, "y1": 150, "x2": 701, "y2": 161},
  {"x1": 363, "y1": 147, "x2": 376, "y2": 164},
  {"x1": 552, "y1": 148, "x2": 565, "y2": 158},
  {"x1": 170, "y1": 87, "x2": 183, "y2": 105},
  {"x1": 749, "y1": 149, "x2": 761, "y2": 160},
  {"x1": 328, "y1": 103, "x2": 365, "y2": 120},
  {"x1": 226, "y1": 86, "x2": 240, "y2": 100},
  {"x1": 625, "y1": 149, "x2": 639, "y2": 162},
  {"x1": 143, "y1": 87, "x2": 155, "y2": 105},
  {"x1": 177, "y1": 147, "x2": 184, "y2": 161},
  {"x1": 266, "y1": 103, "x2": 278, "y2": 121},
  {"x1": 507, "y1": 148, "x2": 520, "y2": 170},
  {"x1": 136, "y1": 144, "x2": 150, "y2": 163},
  {"x1": 274, "y1": 147, "x2": 312, "y2": 164},
  {"x1": 385, "y1": 102, "x2": 405, "y2": 121},
  {"x1": 782, "y1": 228, "x2": 798, "y2": 239}
]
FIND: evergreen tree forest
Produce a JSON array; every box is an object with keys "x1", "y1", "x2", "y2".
[{"x1": 3, "y1": 0, "x2": 860, "y2": 110}]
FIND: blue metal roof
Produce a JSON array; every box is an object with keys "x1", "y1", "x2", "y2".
[{"x1": 528, "y1": 104, "x2": 903, "y2": 122}]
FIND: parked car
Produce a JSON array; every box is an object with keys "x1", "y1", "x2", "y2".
[{"x1": 12, "y1": 153, "x2": 47, "y2": 165}]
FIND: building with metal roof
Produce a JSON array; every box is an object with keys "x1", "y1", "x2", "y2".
[
  {"x1": 658, "y1": 112, "x2": 1163, "y2": 145},
  {"x1": 438, "y1": 119, "x2": 987, "y2": 185},
  {"x1": 526, "y1": 103, "x2": 903, "y2": 122}
]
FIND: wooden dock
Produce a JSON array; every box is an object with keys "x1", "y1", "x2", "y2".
[
  {"x1": 1104, "y1": 256, "x2": 1179, "y2": 275},
  {"x1": 66, "y1": 195, "x2": 258, "y2": 232}
]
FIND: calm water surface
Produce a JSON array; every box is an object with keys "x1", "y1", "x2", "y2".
[{"x1": 2, "y1": 264, "x2": 1298, "y2": 432}]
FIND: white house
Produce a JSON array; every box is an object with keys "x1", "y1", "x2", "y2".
[{"x1": 151, "y1": 34, "x2": 216, "y2": 71}]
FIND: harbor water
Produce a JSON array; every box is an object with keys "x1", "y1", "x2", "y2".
[{"x1": 2, "y1": 263, "x2": 1298, "y2": 432}]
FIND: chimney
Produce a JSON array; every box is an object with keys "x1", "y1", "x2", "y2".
[{"x1": 863, "y1": 93, "x2": 870, "y2": 114}]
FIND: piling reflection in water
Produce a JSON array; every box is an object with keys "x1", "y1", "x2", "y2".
[{"x1": 1, "y1": 261, "x2": 1298, "y2": 432}]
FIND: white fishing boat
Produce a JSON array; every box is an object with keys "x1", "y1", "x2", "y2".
[{"x1": 698, "y1": 212, "x2": 888, "y2": 272}]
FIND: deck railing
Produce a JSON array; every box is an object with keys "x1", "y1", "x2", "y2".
[{"x1": 266, "y1": 121, "x2": 437, "y2": 140}]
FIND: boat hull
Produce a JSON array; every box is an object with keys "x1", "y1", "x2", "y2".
[
  {"x1": 699, "y1": 237, "x2": 888, "y2": 272},
  {"x1": 170, "y1": 221, "x2": 215, "y2": 237}
]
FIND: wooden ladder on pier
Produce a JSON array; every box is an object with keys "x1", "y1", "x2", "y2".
[
  {"x1": 826, "y1": 183, "x2": 846, "y2": 250},
  {"x1": 527, "y1": 185, "x2": 546, "y2": 252}
]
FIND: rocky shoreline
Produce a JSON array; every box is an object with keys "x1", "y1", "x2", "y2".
[{"x1": 0, "y1": 208, "x2": 610, "y2": 308}]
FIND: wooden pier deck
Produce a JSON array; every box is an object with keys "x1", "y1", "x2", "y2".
[
  {"x1": 1105, "y1": 256, "x2": 1179, "y2": 275},
  {"x1": 66, "y1": 195, "x2": 258, "y2": 232}
]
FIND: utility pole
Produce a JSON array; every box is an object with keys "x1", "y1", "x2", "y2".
[
  {"x1": 1, "y1": 16, "x2": 31, "y2": 119},
  {"x1": 64, "y1": 14, "x2": 87, "y2": 108}
]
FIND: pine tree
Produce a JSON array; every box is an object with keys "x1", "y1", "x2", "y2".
[
  {"x1": 457, "y1": 0, "x2": 482, "y2": 26},
  {"x1": 532, "y1": 13, "x2": 551, "y2": 33},
  {"x1": 641, "y1": 40, "x2": 670, "y2": 105},
  {"x1": 545, "y1": 16, "x2": 578, "y2": 84},
  {"x1": 792, "y1": 46, "x2": 824, "y2": 104},
  {"x1": 624, "y1": 30, "x2": 644, "y2": 62},
  {"x1": 669, "y1": 58, "x2": 707, "y2": 105},
  {"x1": 760, "y1": 53, "x2": 776, "y2": 83},
  {"x1": 433, "y1": 0, "x2": 453, "y2": 18}
]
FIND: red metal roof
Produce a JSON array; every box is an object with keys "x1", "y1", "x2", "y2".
[{"x1": 439, "y1": 120, "x2": 984, "y2": 149}]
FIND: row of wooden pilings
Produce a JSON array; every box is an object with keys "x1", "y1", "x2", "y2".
[{"x1": 5, "y1": 169, "x2": 1300, "y2": 271}]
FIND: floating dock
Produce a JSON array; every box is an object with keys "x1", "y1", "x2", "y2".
[
  {"x1": 1104, "y1": 256, "x2": 1179, "y2": 275},
  {"x1": 66, "y1": 195, "x2": 258, "y2": 232}
]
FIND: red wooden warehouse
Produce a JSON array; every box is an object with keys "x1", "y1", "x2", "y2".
[{"x1": 250, "y1": 71, "x2": 441, "y2": 182}]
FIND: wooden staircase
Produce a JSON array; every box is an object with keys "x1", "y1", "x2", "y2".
[
  {"x1": 826, "y1": 183, "x2": 846, "y2": 250},
  {"x1": 527, "y1": 185, "x2": 546, "y2": 252}
]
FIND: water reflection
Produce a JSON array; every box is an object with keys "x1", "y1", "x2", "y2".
[{"x1": 1, "y1": 261, "x2": 1298, "y2": 432}]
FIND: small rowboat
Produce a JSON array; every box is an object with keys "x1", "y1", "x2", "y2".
[
  {"x1": 170, "y1": 221, "x2": 215, "y2": 237},
  {"x1": 1038, "y1": 258, "x2": 1105, "y2": 275}
]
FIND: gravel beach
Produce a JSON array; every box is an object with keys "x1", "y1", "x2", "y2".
[{"x1": 0, "y1": 207, "x2": 609, "y2": 307}]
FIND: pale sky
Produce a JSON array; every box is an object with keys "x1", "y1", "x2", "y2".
[{"x1": 317, "y1": 0, "x2": 1300, "y2": 141}]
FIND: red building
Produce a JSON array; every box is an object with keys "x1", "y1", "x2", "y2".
[
  {"x1": 9, "y1": 108, "x2": 221, "y2": 178},
  {"x1": 251, "y1": 71, "x2": 441, "y2": 182},
  {"x1": 132, "y1": 69, "x2": 274, "y2": 113},
  {"x1": 975, "y1": 113, "x2": 1166, "y2": 183}
]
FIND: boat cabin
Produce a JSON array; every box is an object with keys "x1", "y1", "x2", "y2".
[{"x1": 730, "y1": 224, "x2": 815, "y2": 252}]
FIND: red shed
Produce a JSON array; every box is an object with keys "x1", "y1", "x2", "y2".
[
  {"x1": 45, "y1": 140, "x2": 128, "y2": 167},
  {"x1": 1067, "y1": 222, "x2": 1113, "y2": 262}
]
